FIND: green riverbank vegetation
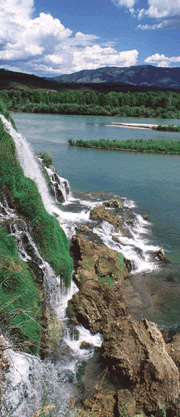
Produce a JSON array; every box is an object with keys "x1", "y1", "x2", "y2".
[
  {"x1": 68, "y1": 138, "x2": 180, "y2": 154},
  {"x1": 153, "y1": 124, "x2": 180, "y2": 132},
  {"x1": 0, "y1": 89, "x2": 180, "y2": 118},
  {"x1": 0, "y1": 101, "x2": 73, "y2": 352}
]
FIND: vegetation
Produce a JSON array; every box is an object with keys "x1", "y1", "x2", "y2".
[
  {"x1": 68, "y1": 137, "x2": 180, "y2": 154},
  {"x1": 39, "y1": 151, "x2": 53, "y2": 167},
  {"x1": 153, "y1": 124, "x2": 180, "y2": 132},
  {"x1": 0, "y1": 101, "x2": 73, "y2": 351},
  {"x1": 0, "y1": 89, "x2": 180, "y2": 118},
  {"x1": 0, "y1": 116, "x2": 72, "y2": 284},
  {"x1": 0, "y1": 225, "x2": 42, "y2": 354}
]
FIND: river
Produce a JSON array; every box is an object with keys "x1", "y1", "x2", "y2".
[
  {"x1": 1, "y1": 112, "x2": 180, "y2": 416},
  {"x1": 12, "y1": 112, "x2": 180, "y2": 328}
]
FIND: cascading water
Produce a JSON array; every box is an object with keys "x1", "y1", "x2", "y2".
[{"x1": 0, "y1": 115, "x2": 163, "y2": 416}]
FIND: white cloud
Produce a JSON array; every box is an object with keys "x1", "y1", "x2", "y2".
[
  {"x1": 137, "y1": 22, "x2": 165, "y2": 30},
  {"x1": 138, "y1": 0, "x2": 180, "y2": 22},
  {"x1": 145, "y1": 53, "x2": 180, "y2": 67},
  {"x1": 0, "y1": 0, "x2": 139, "y2": 75},
  {"x1": 112, "y1": 0, "x2": 136, "y2": 8},
  {"x1": 72, "y1": 46, "x2": 138, "y2": 72}
]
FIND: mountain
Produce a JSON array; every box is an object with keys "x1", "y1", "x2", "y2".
[{"x1": 49, "y1": 65, "x2": 180, "y2": 89}]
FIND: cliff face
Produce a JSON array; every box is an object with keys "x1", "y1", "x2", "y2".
[{"x1": 0, "y1": 103, "x2": 72, "y2": 354}]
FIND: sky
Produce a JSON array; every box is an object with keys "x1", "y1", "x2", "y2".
[{"x1": 0, "y1": 0, "x2": 180, "y2": 77}]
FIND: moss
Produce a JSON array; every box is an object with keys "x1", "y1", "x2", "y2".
[
  {"x1": 0, "y1": 225, "x2": 42, "y2": 354},
  {"x1": 98, "y1": 274, "x2": 115, "y2": 288},
  {"x1": 0, "y1": 116, "x2": 73, "y2": 285},
  {"x1": 116, "y1": 253, "x2": 126, "y2": 273}
]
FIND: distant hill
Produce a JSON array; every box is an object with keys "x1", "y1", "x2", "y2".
[
  {"x1": 0, "y1": 67, "x2": 180, "y2": 93},
  {"x1": 0, "y1": 69, "x2": 60, "y2": 91},
  {"x1": 49, "y1": 65, "x2": 180, "y2": 89}
]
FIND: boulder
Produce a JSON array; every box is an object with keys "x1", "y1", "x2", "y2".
[
  {"x1": 69, "y1": 234, "x2": 180, "y2": 416},
  {"x1": 75, "y1": 225, "x2": 92, "y2": 234},
  {"x1": 90, "y1": 205, "x2": 122, "y2": 229},
  {"x1": 155, "y1": 248, "x2": 168, "y2": 262},
  {"x1": 103, "y1": 199, "x2": 123, "y2": 209}
]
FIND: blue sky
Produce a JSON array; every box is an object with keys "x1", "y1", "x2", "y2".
[{"x1": 0, "y1": 0, "x2": 180, "y2": 76}]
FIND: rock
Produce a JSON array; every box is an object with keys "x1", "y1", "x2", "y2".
[
  {"x1": 76, "y1": 360, "x2": 87, "y2": 381},
  {"x1": 142, "y1": 214, "x2": 148, "y2": 220},
  {"x1": 58, "y1": 369, "x2": 74, "y2": 383},
  {"x1": 90, "y1": 205, "x2": 122, "y2": 230},
  {"x1": 102, "y1": 317, "x2": 180, "y2": 415},
  {"x1": 80, "y1": 341, "x2": 91, "y2": 349},
  {"x1": 117, "y1": 389, "x2": 136, "y2": 417},
  {"x1": 75, "y1": 225, "x2": 92, "y2": 234},
  {"x1": 103, "y1": 199, "x2": 123, "y2": 209},
  {"x1": 167, "y1": 334, "x2": 180, "y2": 370},
  {"x1": 112, "y1": 235, "x2": 124, "y2": 245},
  {"x1": 69, "y1": 235, "x2": 180, "y2": 416},
  {"x1": 155, "y1": 248, "x2": 168, "y2": 262},
  {"x1": 83, "y1": 389, "x2": 117, "y2": 417}
]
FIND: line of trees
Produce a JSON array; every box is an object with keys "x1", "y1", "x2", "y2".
[
  {"x1": 0, "y1": 89, "x2": 180, "y2": 118},
  {"x1": 68, "y1": 138, "x2": 180, "y2": 154}
]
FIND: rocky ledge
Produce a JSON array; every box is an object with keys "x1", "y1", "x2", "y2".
[{"x1": 68, "y1": 234, "x2": 180, "y2": 417}]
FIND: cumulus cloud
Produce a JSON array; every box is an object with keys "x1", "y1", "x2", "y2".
[
  {"x1": 140, "y1": 0, "x2": 180, "y2": 19},
  {"x1": 145, "y1": 53, "x2": 180, "y2": 67},
  {"x1": 0, "y1": 0, "x2": 138, "y2": 75},
  {"x1": 72, "y1": 46, "x2": 138, "y2": 71},
  {"x1": 112, "y1": 0, "x2": 180, "y2": 30}
]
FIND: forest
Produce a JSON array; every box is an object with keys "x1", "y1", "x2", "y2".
[{"x1": 0, "y1": 89, "x2": 180, "y2": 118}]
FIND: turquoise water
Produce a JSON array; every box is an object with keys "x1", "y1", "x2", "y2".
[
  {"x1": 12, "y1": 112, "x2": 180, "y2": 327},
  {"x1": 13, "y1": 112, "x2": 180, "y2": 255}
]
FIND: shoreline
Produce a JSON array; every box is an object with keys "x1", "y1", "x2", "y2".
[{"x1": 69, "y1": 144, "x2": 180, "y2": 155}]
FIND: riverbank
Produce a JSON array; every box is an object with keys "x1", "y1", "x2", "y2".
[
  {"x1": 68, "y1": 138, "x2": 180, "y2": 155},
  {"x1": 107, "y1": 122, "x2": 180, "y2": 132}
]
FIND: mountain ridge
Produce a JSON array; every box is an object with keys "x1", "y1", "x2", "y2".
[{"x1": 48, "y1": 65, "x2": 180, "y2": 89}]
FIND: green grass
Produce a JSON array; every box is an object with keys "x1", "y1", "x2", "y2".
[
  {"x1": 0, "y1": 225, "x2": 42, "y2": 353},
  {"x1": 0, "y1": 100, "x2": 73, "y2": 352},
  {"x1": 0, "y1": 117, "x2": 73, "y2": 285},
  {"x1": 68, "y1": 138, "x2": 180, "y2": 155}
]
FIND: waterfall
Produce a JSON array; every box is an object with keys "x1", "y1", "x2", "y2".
[
  {"x1": 0, "y1": 114, "x2": 162, "y2": 416},
  {"x1": 0, "y1": 197, "x2": 103, "y2": 416},
  {"x1": 0, "y1": 115, "x2": 56, "y2": 215}
]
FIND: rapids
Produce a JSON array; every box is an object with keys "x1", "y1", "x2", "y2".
[{"x1": 0, "y1": 115, "x2": 162, "y2": 416}]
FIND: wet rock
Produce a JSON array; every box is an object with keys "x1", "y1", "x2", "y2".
[
  {"x1": 75, "y1": 225, "x2": 92, "y2": 234},
  {"x1": 112, "y1": 235, "x2": 124, "y2": 245},
  {"x1": 103, "y1": 199, "x2": 123, "y2": 209},
  {"x1": 142, "y1": 214, "x2": 148, "y2": 220},
  {"x1": 90, "y1": 205, "x2": 122, "y2": 230},
  {"x1": 58, "y1": 369, "x2": 74, "y2": 383},
  {"x1": 155, "y1": 248, "x2": 168, "y2": 262},
  {"x1": 76, "y1": 360, "x2": 87, "y2": 381},
  {"x1": 80, "y1": 341, "x2": 91, "y2": 349}
]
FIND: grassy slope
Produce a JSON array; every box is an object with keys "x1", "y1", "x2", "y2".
[{"x1": 0, "y1": 101, "x2": 73, "y2": 352}]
